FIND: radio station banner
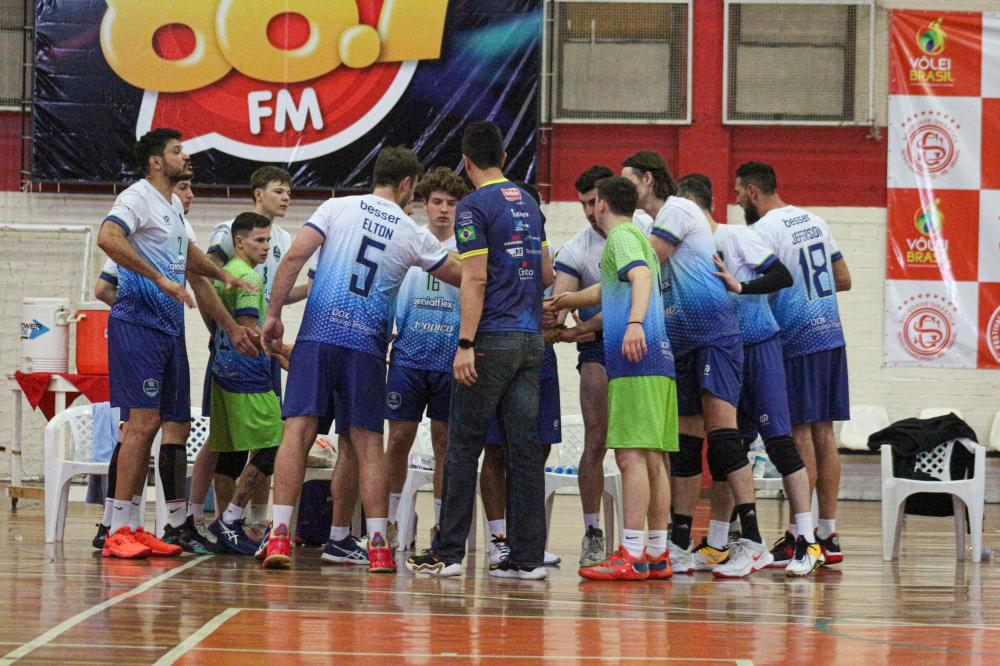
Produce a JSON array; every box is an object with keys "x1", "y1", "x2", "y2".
[
  {"x1": 886, "y1": 10, "x2": 1000, "y2": 368},
  {"x1": 32, "y1": 1, "x2": 541, "y2": 189}
]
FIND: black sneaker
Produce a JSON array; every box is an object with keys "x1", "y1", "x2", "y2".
[
  {"x1": 164, "y1": 516, "x2": 223, "y2": 555},
  {"x1": 815, "y1": 530, "x2": 844, "y2": 565},
  {"x1": 405, "y1": 550, "x2": 461, "y2": 577},
  {"x1": 92, "y1": 523, "x2": 109, "y2": 550},
  {"x1": 767, "y1": 531, "x2": 795, "y2": 568},
  {"x1": 488, "y1": 558, "x2": 548, "y2": 580}
]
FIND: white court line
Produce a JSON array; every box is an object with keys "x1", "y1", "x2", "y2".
[
  {"x1": 0, "y1": 555, "x2": 211, "y2": 665},
  {"x1": 154, "y1": 608, "x2": 241, "y2": 666}
]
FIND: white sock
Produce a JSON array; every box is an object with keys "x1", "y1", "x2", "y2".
[
  {"x1": 223, "y1": 503, "x2": 244, "y2": 524},
  {"x1": 817, "y1": 518, "x2": 836, "y2": 540},
  {"x1": 647, "y1": 530, "x2": 668, "y2": 557},
  {"x1": 388, "y1": 492, "x2": 401, "y2": 522},
  {"x1": 272, "y1": 504, "x2": 294, "y2": 531},
  {"x1": 367, "y1": 517, "x2": 389, "y2": 542},
  {"x1": 249, "y1": 503, "x2": 268, "y2": 525},
  {"x1": 708, "y1": 520, "x2": 729, "y2": 549},
  {"x1": 187, "y1": 502, "x2": 204, "y2": 523},
  {"x1": 102, "y1": 498, "x2": 114, "y2": 527},
  {"x1": 623, "y1": 529, "x2": 644, "y2": 558},
  {"x1": 129, "y1": 494, "x2": 142, "y2": 530},
  {"x1": 330, "y1": 524, "x2": 350, "y2": 542},
  {"x1": 796, "y1": 513, "x2": 816, "y2": 544},
  {"x1": 583, "y1": 512, "x2": 600, "y2": 531},
  {"x1": 165, "y1": 499, "x2": 186, "y2": 528},
  {"x1": 110, "y1": 499, "x2": 131, "y2": 534},
  {"x1": 788, "y1": 523, "x2": 798, "y2": 538},
  {"x1": 433, "y1": 498, "x2": 442, "y2": 526},
  {"x1": 488, "y1": 519, "x2": 506, "y2": 537}
]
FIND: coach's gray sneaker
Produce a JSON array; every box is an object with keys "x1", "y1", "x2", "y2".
[
  {"x1": 579, "y1": 526, "x2": 605, "y2": 567},
  {"x1": 488, "y1": 534, "x2": 511, "y2": 569},
  {"x1": 543, "y1": 550, "x2": 561, "y2": 566},
  {"x1": 489, "y1": 559, "x2": 548, "y2": 580}
]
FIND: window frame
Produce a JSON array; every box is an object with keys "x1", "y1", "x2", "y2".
[
  {"x1": 722, "y1": 0, "x2": 875, "y2": 126},
  {"x1": 542, "y1": 0, "x2": 693, "y2": 125}
]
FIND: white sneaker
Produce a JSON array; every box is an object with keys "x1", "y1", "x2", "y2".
[
  {"x1": 785, "y1": 535, "x2": 824, "y2": 577},
  {"x1": 488, "y1": 560, "x2": 548, "y2": 580},
  {"x1": 579, "y1": 526, "x2": 605, "y2": 567},
  {"x1": 488, "y1": 534, "x2": 511, "y2": 570},
  {"x1": 667, "y1": 540, "x2": 694, "y2": 574},
  {"x1": 543, "y1": 550, "x2": 561, "y2": 566},
  {"x1": 712, "y1": 538, "x2": 773, "y2": 578}
]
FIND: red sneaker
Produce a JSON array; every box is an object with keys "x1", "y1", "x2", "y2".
[
  {"x1": 368, "y1": 532, "x2": 396, "y2": 573},
  {"x1": 579, "y1": 546, "x2": 649, "y2": 581},
  {"x1": 263, "y1": 523, "x2": 291, "y2": 570},
  {"x1": 645, "y1": 550, "x2": 673, "y2": 580},
  {"x1": 133, "y1": 527, "x2": 182, "y2": 556},
  {"x1": 102, "y1": 526, "x2": 152, "y2": 559}
]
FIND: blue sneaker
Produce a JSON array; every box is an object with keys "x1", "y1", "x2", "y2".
[
  {"x1": 321, "y1": 535, "x2": 369, "y2": 565},
  {"x1": 209, "y1": 517, "x2": 260, "y2": 556}
]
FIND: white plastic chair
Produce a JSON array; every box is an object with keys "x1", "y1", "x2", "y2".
[
  {"x1": 880, "y1": 439, "x2": 985, "y2": 562},
  {"x1": 395, "y1": 419, "x2": 478, "y2": 553},
  {"x1": 988, "y1": 411, "x2": 1000, "y2": 453},
  {"x1": 919, "y1": 407, "x2": 964, "y2": 420},
  {"x1": 542, "y1": 415, "x2": 623, "y2": 556},
  {"x1": 44, "y1": 404, "x2": 146, "y2": 542},
  {"x1": 153, "y1": 408, "x2": 210, "y2": 536},
  {"x1": 839, "y1": 405, "x2": 890, "y2": 451}
]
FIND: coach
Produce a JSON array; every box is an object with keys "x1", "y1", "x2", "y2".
[{"x1": 416, "y1": 121, "x2": 553, "y2": 579}]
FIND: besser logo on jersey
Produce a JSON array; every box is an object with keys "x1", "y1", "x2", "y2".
[{"x1": 101, "y1": 1, "x2": 448, "y2": 161}]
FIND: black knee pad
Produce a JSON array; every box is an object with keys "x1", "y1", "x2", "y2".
[
  {"x1": 158, "y1": 443, "x2": 187, "y2": 501},
  {"x1": 764, "y1": 435, "x2": 805, "y2": 477},
  {"x1": 669, "y1": 434, "x2": 704, "y2": 478},
  {"x1": 250, "y1": 446, "x2": 278, "y2": 477},
  {"x1": 707, "y1": 428, "x2": 749, "y2": 480},
  {"x1": 215, "y1": 450, "x2": 249, "y2": 480}
]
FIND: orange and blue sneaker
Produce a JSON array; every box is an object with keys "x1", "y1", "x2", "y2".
[
  {"x1": 645, "y1": 550, "x2": 673, "y2": 580},
  {"x1": 579, "y1": 546, "x2": 649, "y2": 581},
  {"x1": 101, "y1": 526, "x2": 152, "y2": 559},
  {"x1": 133, "y1": 527, "x2": 182, "y2": 556},
  {"x1": 368, "y1": 532, "x2": 396, "y2": 573},
  {"x1": 263, "y1": 523, "x2": 292, "y2": 570}
]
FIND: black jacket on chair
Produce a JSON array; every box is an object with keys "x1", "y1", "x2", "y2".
[{"x1": 867, "y1": 413, "x2": 978, "y2": 516}]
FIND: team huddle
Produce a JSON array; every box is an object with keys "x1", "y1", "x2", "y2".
[{"x1": 93, "y1": 120, "x2": 851, "y2": 583}]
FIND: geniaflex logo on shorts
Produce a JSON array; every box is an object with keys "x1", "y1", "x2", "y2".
[{"x1": 101, "y1": 1, "x2": 448, "y2": 161}]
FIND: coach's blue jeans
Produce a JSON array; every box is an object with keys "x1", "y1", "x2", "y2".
[{"x1": 432, "y1": 332, "x2": 546, "y2": 568}]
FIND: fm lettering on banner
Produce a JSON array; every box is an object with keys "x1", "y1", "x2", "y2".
[
  {"x1": 885, "y1": 188, "x2": 979, "y2": 282},
  {"x1": 889, "y1": 10, "x2": 982, "y2": 97},
  {"x1": 100, "y1": 0, "x2": 448, "y2": 161}
]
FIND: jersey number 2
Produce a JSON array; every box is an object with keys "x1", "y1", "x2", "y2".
[
  {"x1": 350, "y1": 236, "x2": 386, "y2": 297},
  {"x1": 798, "y1": 242, "x2": 833, "y2": 301}
]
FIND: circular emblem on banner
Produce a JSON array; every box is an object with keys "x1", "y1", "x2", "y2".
[
  {"x1": 988, "y1": 305, "x2": 1000, "y2": 364},
  {"x1": 897, "y1": 293, "x2": 958, "y2": 360},
  {"x1": 901, "y1": 111, "x2": 961, "y2": 177}
]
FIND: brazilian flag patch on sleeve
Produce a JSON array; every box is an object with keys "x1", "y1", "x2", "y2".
[{"x1": 458, "y1": 225, "x2": 476, "y2": 242}]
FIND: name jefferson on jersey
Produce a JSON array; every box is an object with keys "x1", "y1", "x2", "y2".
[
  {"x1": 103, "y1": 179, "x2": 189, "y2": 337},
  {"x1": 298, "y1": 195, "x2": 449, "y2": 358},
  {"x1": 752, "y1": 205, "x2": 845, "y2": 358}
]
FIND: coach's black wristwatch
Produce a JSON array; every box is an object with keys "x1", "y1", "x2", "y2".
[{"x1": 458, "y1": 338, "x2": 475, "y2": 349}]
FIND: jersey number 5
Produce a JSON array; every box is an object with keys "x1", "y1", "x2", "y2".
[
  {"x1": 798, "y1": 242, "x2": 833, "y2": 301},
  {"x1": 350, "y1": 236, "x2": 387, "y2": 298}
]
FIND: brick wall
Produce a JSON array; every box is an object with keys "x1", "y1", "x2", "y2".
[{"x1": 2, "y1": 191, "x2": 997, "y2": 478}]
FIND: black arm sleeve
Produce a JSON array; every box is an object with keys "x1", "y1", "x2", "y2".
[{"x1": 739, "y1": 261, "x2": 793, "y2": 295}]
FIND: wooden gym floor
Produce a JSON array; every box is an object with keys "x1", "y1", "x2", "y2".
[{"x1": 1, "y1": 491, "x2": 998, "y2": 665}]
